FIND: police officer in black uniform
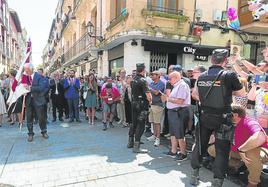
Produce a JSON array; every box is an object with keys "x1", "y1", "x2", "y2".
[
  {"x1": 127, "y1": 63, "x2": 152, "y2": 153},
  {"x1": 190, "y1": 49, "x2": 245, "y2": 186}
]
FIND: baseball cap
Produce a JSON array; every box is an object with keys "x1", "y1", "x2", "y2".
[
  {"x1": 158, "y1": 68, "x2": 167, "y2": 75},
  {"x1": 170, "y1": 64, "x2": 182, "y2": 72},
  {"x1": 151, "y1": 70, "x2": 160, "y2": 75}
]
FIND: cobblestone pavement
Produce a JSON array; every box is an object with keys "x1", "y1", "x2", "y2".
[{"x1": 0, "y1": 116, "x2": 239, "y2": 187}]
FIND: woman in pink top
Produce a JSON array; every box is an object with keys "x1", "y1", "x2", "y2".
[{"x1": 208, "y1": 105, "x2": 268, "y2": 187}]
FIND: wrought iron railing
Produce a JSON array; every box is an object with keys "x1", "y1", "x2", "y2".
[
  {"x1": 147, "y1": 4, "x2": 183, "y2": 16},
  {"x1": 73, "y1": 0, "x2": 81, "y2": 11},
  {"x1": 62, "y1": 33, "x2": 94, "y2": 64},
  {"x1": 109, "y1": 8, "x2": 128, "y2": 28}
]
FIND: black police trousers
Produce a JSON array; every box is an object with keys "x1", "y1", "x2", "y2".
[
  {"x1": 191, "y1": 124, "x2": 231, "y2": 179},
  {"x1": 128, "y1": 102, "x2": 148, "y2": 142}
]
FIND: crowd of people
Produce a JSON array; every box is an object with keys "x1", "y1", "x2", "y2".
[{"x1": 0, "y1": 47, "x2": 268, "y2": 187}]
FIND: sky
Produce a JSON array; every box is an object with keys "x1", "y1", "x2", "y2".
[{"x1": 8, "y1": 0, "x2": 58, "y2": 66}]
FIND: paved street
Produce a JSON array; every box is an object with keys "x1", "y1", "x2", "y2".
[{"x1": 0, "y1": 116, "x2": 239, "y2": 187}]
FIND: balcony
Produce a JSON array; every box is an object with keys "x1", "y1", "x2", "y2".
[
  {"x1": 241, "y1": 21, "x2": 268, "y2": 34},
  {"x1": 49, "y1": 48, "x2": 55, "y2": 59},
  {"x1": 141, "y1": 4, "x2": 189, "y2": 35},
  {"x1": 62, "y1": 33, "x2": 95, "y2": 66},
  {"x1": 239, "y1": 3, "x2": 268, "y2": 34},
  {"x1": 146, "y1": 4, "x2": 183, "y2": 16},
  {"x1": 61, "y1": 15, "x2": 70, "y2": 35},
  {"x1": 106, "y1": 9, "x2": 129, "y2": 31}
]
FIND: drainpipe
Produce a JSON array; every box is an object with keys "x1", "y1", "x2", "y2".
[
  {"x1": 226, "y1": 0, "x2": 229, "y2": 12},
  {"x1": 193, "y1": 0, "x2": 197, "y2": 23},
  {"x1": 100, "y1": 0, "x2": 102, "y2": 37},
  {"x1": 190, "y1": 0, "x2": 197, "y2": 36}
]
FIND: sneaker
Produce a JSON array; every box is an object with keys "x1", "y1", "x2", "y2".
[
  {"x1": 165, "y1": 150, "x2": 177, "y2": 158},
  {"x1": 154, "y1": 138, "x2": 160, "y2": 147},
  {"x1": 109, "y1": 122, "x2": 114, "y2": 128},
  {"x1": 42, "y1": 133, "x2": 49, "y2": 139},
  {"x1": 147, "y1": 135, "x2": 156, "y2": 142},
  {"x1": 27, "y1": 135, "x2": 33, "y2": 142},
  {"x1": 164, "y1": 133, "x2": 170, "y2": 138},
  {"x1": 175, "y1": 153, "x2": 187, "y2": 161}
]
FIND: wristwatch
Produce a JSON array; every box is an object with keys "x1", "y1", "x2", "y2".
[{"x1": 237, "y1": 147, "x2": 245, "y2": 153}]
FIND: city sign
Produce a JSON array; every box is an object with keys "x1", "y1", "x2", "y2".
[{"x1": 194, "y1": 55, "x2": 208, "y2": 61}]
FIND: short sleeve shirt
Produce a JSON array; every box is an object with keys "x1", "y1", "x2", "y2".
[
  {"x1": 197, "y1": 66, "x2": 243, "y2": 105},
  {"x1": 231, "y1": 117, "x2": 268, "y2": 152},
  {"x1": 149, "y1": 80, "x2": 165, "y2": 106},
  {"x1": 166, "y1": 79, "x2": 191, "y2": 109}
]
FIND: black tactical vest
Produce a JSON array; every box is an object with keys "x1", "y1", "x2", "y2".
[
  {"x1": 131, "y1": 74, "x2": 147, "y2": 101},
  {"x1": 197, "y1": 71, "x2": 231, "y2": 110}
]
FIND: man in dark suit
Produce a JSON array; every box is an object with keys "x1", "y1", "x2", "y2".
[
  {"x1": 64, "y1": 69, "x2": 81, "y2": 123},
  {"x1": 24, "y1": 64, "x2": 49, "y2": 142},
  {"x1": 38, "y1": 68, "x2": 50, "y2": 123},
  {"x1": 60, "y1": 71, "x2": 69, "y2": 119},
  {"x1": 50, "y1": 72, "x2": 64, "y2": 122}
]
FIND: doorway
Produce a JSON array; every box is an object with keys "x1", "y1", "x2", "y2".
[{"x1": 168, "y1": 53, "x2": 177, "y2": 68}]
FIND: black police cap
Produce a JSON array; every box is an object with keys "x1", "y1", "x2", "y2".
[
  {"x1": 136, "y1": 63, "x2": 145, "y2": 68},
  {"x1": 212, "y1": 49, "x2": 229, "y2": 59}
]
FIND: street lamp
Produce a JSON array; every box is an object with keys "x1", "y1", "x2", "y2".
[
  {"x1": 86, "y1": 21, "x2": 94, "y2": 36},
  {"x1": 86, "y1": 21, "x2": 104, "y2": 42}
]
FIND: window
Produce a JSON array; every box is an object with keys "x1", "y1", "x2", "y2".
[
  {"x1": 240, "y1": 4, "x2": 249, "y2": 14},
  {"x1": 150, "y1": 52, "x2": 168, "y2": 72},
  {"x1": 147, "y1": 0, "x2": 179, "y2": 14},
  {"x1": 111, "y1": 0, "x2": 126, "y2": 20},
  {"x1": 109, "y1": 57, "x2": 124, "y2": 77}
]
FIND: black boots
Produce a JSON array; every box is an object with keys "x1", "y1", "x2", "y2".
[
  {"x1": 133, "y1": 141, "x2": 148, "y2": 153},
  {"x1": 190, "y1": 168, "x2": 199, "y2": 186},
  {"x1": 127, "y1": 137, "x2": 134, "y2": 148}
]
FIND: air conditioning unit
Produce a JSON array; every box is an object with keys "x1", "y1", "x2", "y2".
[
  {"x1": 213, "y1": 9, "x2": 222, "y2": 21},
  {"x1": 195, "y1": 9, "x2": 202, "y2": 19},
  {"x1": 230, "y1": 45, "x2": 241, "y2": 56}
]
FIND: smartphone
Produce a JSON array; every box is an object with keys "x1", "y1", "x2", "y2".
[
  {"x1": 255, "y1": 74, "x2": 267, "y2": 84},
  {"x1": 255, "y1": 75, "x2": 260, "y2": 85}
]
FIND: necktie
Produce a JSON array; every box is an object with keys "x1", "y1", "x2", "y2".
[
  {"x1": 28, "y1": 75, "x2": 32, "y2": 85},
  {"x1": 55, "y1": 81, "x2": 59, "y2": 95}
]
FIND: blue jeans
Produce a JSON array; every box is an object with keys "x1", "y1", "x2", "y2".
[{"x1": 67, "y1": 98, "x2": 79, "y2": 120}]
